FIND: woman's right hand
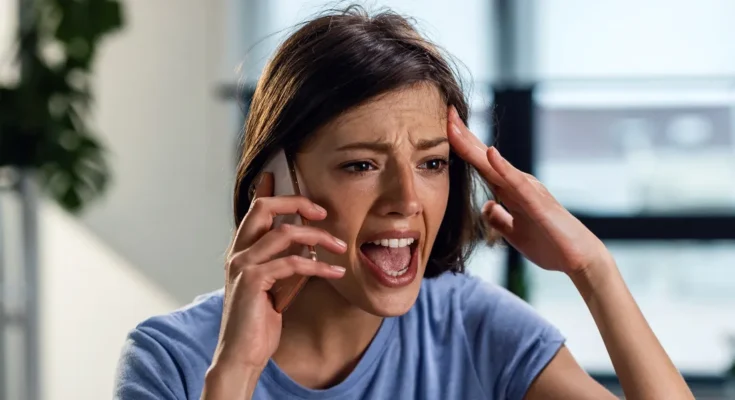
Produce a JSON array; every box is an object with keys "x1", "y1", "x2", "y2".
[{"x1": 202, "y1": 173, "x2": 347, "y2": 399}]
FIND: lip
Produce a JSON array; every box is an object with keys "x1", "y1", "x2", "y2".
[{"x1": 359, "y1": 230, "x2": 421, "y2": 289}]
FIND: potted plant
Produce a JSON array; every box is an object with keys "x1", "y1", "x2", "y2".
[{"x1": 0, "y1": 0, "x2": 125, "y2": 211}]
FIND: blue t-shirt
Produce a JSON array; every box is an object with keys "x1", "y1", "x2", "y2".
[{"x1": 114, "y1": 272, "x2": 564, "y2": 399}]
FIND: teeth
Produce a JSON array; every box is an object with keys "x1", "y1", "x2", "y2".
[
  {"x1": 370, "y1": 238, "x2": 415, "y2": 248},
  {"x1": 384, "y1": 266, "x2": 409, "y2": 277}
]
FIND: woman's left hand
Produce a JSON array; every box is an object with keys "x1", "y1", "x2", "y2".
[{"x1": 447, "y1": 107, "x2": 613, "y2": 276}]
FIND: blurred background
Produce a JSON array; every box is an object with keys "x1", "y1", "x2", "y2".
[{"x1": 1, "y1": 0, "x2": 735, "y2": 399}]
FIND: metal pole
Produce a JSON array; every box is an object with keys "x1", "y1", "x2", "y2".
[
  {"x1": 16, "y1": 0, "x2": 39, "y2": 396},
  {"x1": 0, "y1": 175, "x2": 9, "y2": 400},
  {"x1": 18, "y1": 170, "x2": 39, "y2": 400},
  {"x1": 493, "y1": 0, "x2": 537, "y2": 300}
]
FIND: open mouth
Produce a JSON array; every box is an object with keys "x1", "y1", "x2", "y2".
[{"x1": 358, "y1": 234, "x2": 420, "y2": 288}]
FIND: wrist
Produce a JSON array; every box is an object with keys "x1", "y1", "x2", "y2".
[
  {"x1": 567, "y1": 251, "x2": 619, "y2": 303},
  {"x1": 202, "y1": 362, "x2": 263, "y2": 400}
]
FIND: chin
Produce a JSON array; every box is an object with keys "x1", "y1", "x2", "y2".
[
  {"x1": 355, "y1": 280, "x2": 423, "y2": 317},
  {"x1": 337, "y1": 245, "x2": 427, "y2": 317},
  {"x1": 321, "y1": 230, "x2": 431, "y2": 317}
]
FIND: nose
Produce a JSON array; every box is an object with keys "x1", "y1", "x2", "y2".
[{"x1": 375, "y1": 162, "x2": 423, "y2": 218}]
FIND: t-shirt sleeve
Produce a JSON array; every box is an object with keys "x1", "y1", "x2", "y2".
[
  {"x1": 460, "y1": 277, "x2": 565, "y2": 400},
  {"x1": 113, "y1": 326, "x2": 186, "y2": 400}
]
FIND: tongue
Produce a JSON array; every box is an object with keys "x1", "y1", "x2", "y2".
[{"x1": 361, "y1": 243, "x2": 411, "y2": 272}]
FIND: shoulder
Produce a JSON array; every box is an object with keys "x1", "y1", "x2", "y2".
[
  {"x1": 419, "y1": 271, "x2": 528, "y2": 321},
  {"x1": 133, "y1": 289, "x2": 224, "y2": 345},
  {"x1": 114, "y1": 289, "x2": 224, "y2": 399},
  {"x1": 420, "y1": 272, "x2": 560, "y2": 336},
  {"x1": 419, "y1": 272, "x2": 565, "y2": 400}
]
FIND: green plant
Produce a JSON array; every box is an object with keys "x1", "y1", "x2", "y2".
[{"x1": 0, "y1": 0, "x2": 124, "y2": 212}]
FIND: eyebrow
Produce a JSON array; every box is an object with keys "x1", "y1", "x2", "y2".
[{"x1": 336, "y1": 137, "x2": 448, "y2": 152}]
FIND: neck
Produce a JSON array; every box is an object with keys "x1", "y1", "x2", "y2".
[{"x1": 272, "y1": 278, "x2": 383, "y2": 388}]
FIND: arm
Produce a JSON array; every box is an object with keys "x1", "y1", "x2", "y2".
[
  {"x1": 459, "y1": 278, "x2": 611, "y2": 400},
  {"x1": 527, "y1": 258, "x2": 693, "y2": 400},
  {"x1": 201, "y1": 364, "x2": 261, "y2": 400},
  {"x1": 526, "y1": 346, "x2": 616, "y2": 400},
  {"x1": 448, "y1": 109, "x2": 694, "y2": 400},
  {"x1": 570, "y1": 257, "x2": 692, "y2": 399}
]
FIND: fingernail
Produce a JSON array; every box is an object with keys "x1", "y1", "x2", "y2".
[
  {"x1": 330, "y1": 265, "x2": 346, "y2": 273},
  {"x1": 256, "y1": 173, "x2": 265, "y2": 186},
  {"x1": 334, "y1": 237, "x2": 347, "y2": 248},
  {"x1": 451, "y1": 122, "x2": 463, "y2": 137},
  {"x1": 313, "y1": 203, "x2": 327, "y2": 214}
]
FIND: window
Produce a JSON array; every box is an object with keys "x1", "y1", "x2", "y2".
[
  {"x1": 534, "y1": 0, "x2": 735, "y2": 79},
  {"x1": 528, "y1": 240, "x2": 735, "y2": 374},
  {"x1": 535, "y1": 80, "x2": 735, "y2": 216},
  {"x1": 497, "y1": 1, "x2": 735, "y2": 383}
]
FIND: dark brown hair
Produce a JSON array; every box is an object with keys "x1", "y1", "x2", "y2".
[{"x1": 234, "y1": 6, "x2": 488, "y2": 278}]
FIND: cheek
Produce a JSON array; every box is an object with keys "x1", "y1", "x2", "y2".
[
  {"x1": 309, "y1": 186, "x2": 373, "y2": 245},
  {"x1": 418, "y1": 174, "x2": 450, "y2": 241}
]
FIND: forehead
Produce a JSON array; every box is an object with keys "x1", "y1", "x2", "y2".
[{"x1": 309, "y1": 84, "x2": 447, "y2": 148}]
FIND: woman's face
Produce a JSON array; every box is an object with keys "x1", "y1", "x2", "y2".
[{"x1": 296, "y1": 84, "x2": 450, "y2": 316}]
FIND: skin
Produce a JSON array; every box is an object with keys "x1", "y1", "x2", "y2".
[{"x1": 201, "y1": 84, "x2": 694, "y2": 400}]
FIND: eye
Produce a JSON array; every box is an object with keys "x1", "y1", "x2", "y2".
[
  {"x1": 342, "y1": 161, "x2": 377, "y2": 173},
  {"x1": 419, "y1": 158, "x2": 449, "y2": 171}
]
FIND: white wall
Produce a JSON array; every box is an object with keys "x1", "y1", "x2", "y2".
[
  {"x1": 40, "y1": 202, "x2": 179, "y2": 400},
  {"x1": 0, "y1": 0, "x2": 19, "y2": 87},
  {"x1": 82, "y1": 0, "x2": 238, "y2": 304},
  {"x1": 67, "y1": 1, "x2": 239, "y2": 395},
  {"x1": 1, "y1": 0, "x2": 241, "y2": 398}
]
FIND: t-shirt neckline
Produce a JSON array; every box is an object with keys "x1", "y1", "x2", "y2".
[{"x1": 261, "y1": 316, "x2": 398, "y2": 399}]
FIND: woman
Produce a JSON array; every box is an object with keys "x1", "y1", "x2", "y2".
[{"x1": 115, "y1": 7, "x2": 693, "y2": 400}]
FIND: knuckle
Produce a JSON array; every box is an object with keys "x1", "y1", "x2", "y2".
[
  {"x1": 242, "y1": 264, "x2": 264, "y2": 281},
  {"x1": 225, "y1": 252, "x2": 244, "y2": 271},
  {"x1": 276, "y1": 223, "x2": 293, "y2": 234},
  {"x1": 286, "y1": 254, "x2": 305, "y2": 265},
  {"x1": 249, "y1": 197, "x2": 267, "y2": 213}
]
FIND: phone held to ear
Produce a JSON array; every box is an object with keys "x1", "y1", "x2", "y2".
[{"x1": 261, "y1": 149, "x2": 315, "y2": 313}]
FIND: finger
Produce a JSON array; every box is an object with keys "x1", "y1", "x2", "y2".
[
  {"x1": 240, "y1": 223, "x2": 347, "y2": 265},
  {"x1": 233, "y1": 194, "x2": 329, "y2": 251},
  {"x1": 252, "y1": 172, "x2": 274, "y2": 204},
  {"x1": 482, "y1": 201, "x2": 514, "y2": 236},
  {"x1": 449, "y1": 106, "x2": 488, "y2": 150},
  {"x1": 490, "y1": 185, "x2": 525, "y2": 213},
  {"x1": 253, "y1": 256, "x2": 345, "y2": 291},
  {"x1": 446, "y1": 107, "x2": 506, "y2": 187},
  {"x1": 486, "y1": 146, "x2": 540, "y2": 207},
  {"x1": 228, "y1": 173, "x2": 274, "y2": 257}
]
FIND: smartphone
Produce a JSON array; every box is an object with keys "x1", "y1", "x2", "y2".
[{"x1": 261, "y1": 149, "x2": 315, "y2": 313}]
